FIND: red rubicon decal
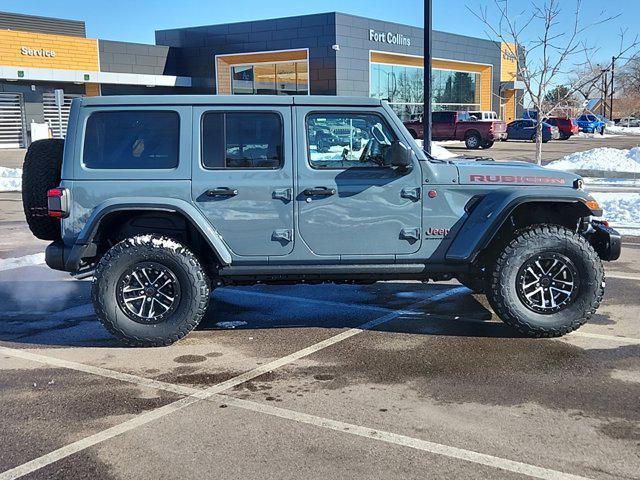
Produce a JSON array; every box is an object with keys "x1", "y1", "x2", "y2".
[{"x1": 469, "y1": 174, "x2": 566, "y2": 185}]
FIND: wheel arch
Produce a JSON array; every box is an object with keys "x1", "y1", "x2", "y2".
[
  {"x1": 464, "y1": 129, "x2": 481, "y2": 139},
  {"x1": 445, "y1": 190, "x2": 599, "y2": 265},
  {"x1": 66, "y1": 198, "x2": 232, "y2": 271}
]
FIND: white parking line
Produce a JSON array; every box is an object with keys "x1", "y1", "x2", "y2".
[
  {"x1": 0, "y1": 287, "x2": 466, "y2": 480},
  {"x1": 230, "y1": 288, "x2": 410, "y2": 314},
  {"x1": 0, "y1": 253, "x2": 44, "y2": 272},
  {"x1": 570, "y1": 331, "x2": 640, "y2": 345},
  {"x1": 606, "y1": 273, "x2": 640, "y2": 282},
  {"x1": 215, "y1": 394, "x2": 593, "y2": 480}
]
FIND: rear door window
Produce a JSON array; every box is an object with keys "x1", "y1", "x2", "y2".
[
  {"x1": 83, "y1": 111, "x2": 179, "y2": 169},
  {"x1": 201, "y1": 112, "x2": 283, "y2": 169}
]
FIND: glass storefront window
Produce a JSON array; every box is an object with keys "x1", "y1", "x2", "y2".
[
  {"x1": 370, "y1": 63, "x2": 481, "y2": 121},
  {"x1": 231, "y1": 66, "x2": 254, "y2": 95},
  {"x1": 231, "y1": 61, "x2": 308, "y2": 95}
]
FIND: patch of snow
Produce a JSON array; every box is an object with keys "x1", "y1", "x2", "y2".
[
  {"x1": 591, "y1": 192, "x2": 640, "y2": 227},
  {"x1": 0, "y1": 167, "x2": 21, "y2": 192},
  {"x1": 431, "y1": 142, "x2": 459, "y2": 159},
  {"x1": 0, "y1": 253, "x2": 45, "y2": 272},
  {"x1": 576, "y1": 132, "x2": 618, "y2": 139},
  {"x1": 607, "y1": 125, "x2": 640, "y2": 136},
  {"x1": 129, "y1": 235, "x2": 183, "y2": 250},
  {"x1": 584, "y1": 178, "x2": 640, "y2": 187},
  {"x1": 415, "y1": 140, "x2": 458, "y2": 159},
  {"x1": 546, "y1": 147, "x2": 640, "y2": 173},
  {"x1": 215, "y1": 321, "x2": 248, "y2": 329}
]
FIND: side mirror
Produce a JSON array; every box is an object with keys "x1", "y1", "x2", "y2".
[{"x1": 385, "y1": 141, "x2": 413, "y2": 172}]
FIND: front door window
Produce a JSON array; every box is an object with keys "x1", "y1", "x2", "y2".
[{"x1": 306, "y1": 113, "x2": 396, "y2": 169}]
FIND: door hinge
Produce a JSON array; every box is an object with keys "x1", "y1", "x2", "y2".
[
  {"x1": 272, "y1": 188, "x2": 292, "y2": 202},
  {"x1": 272, "y1": 229, "x2": 293, "y2": 243},
  {"x1": 400, "y1": 228, "x2": 421, "y2": 242},
  {"x1": 401, "y1": 187, "x2": 421, "y2": 202}
]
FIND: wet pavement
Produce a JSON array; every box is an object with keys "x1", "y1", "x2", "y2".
[{"x1": 1, "y1": 191, "x2": 639, "y2": 479}]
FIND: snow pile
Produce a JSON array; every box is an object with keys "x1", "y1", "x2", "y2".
[
  {"x1": 431, "y1": 142, "x2": 458, "y2": 159},
  {"x1": 576, "y1": 132, "x2": 618, "y2": 139},
  {"x1": 591, "y1": 192, "x2": 640, "y2": 227},
  {"x1": 546, "y1": 147, "x2": 640, "y2": 173},
  {"x1": 415, "y1": 140, "x2": 458, "y2": 159},
  {"x1": 0, "y1": 167, "x2": 22, "y2": 192},
  {"x1": 607, "y1": 125, "x2": 640, "y2": 136},
  {"x1": 0, "y1": 253, "x2": 45, "y2": 272}
]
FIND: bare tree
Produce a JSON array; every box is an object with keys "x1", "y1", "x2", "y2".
[{"x1": 469, "y1": 0, "x2": 638, "y2": 165}]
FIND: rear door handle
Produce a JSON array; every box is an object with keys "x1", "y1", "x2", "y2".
[
  {"x1": 206, "y1": 187, "x2": 238, "y2": 197},
  {"x1": 303, "y1": 187, "x2": 335, "y2": 197}
]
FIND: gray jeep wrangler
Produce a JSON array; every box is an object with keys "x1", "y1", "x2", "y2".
[{"x1": 21, "y1": 95, "x2": 621, "y2": 346}]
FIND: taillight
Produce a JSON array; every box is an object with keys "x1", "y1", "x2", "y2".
[{"x1": 47, "y1": 187, "x2": 68, "y2": 218}]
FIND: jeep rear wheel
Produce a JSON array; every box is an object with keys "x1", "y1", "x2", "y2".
[
  {"x1": 92, "y1": 235, "x2": 210, "y2": 347},
  {"x1": 22, "y1": 139, "x2": 64, "y2": 240},
  {"x1": 486, "y1": 225, "x2": 604, "y2": 337}
]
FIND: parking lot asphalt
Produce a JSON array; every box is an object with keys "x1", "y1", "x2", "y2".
[
  {"x1": 440, "y1": 134, "x2": 640, "y2": 165},
  {"x1": 1, "y1": 197, "x2": 639, "y2": 479}
]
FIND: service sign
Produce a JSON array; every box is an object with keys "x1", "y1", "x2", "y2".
[{"x1": 21, "y1": 46, "x2": 57, "y2": 58}]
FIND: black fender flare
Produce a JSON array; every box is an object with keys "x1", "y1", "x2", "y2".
[
  {"x1": 65, "y1": 197, "x2": 232, "y2": 271},
  {"x1": 445, "y1": 188, "x2": 601, "y2": 264}
]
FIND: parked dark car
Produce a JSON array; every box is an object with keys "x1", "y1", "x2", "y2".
[
  {"x1": 506, "y1": 119, "x2": 555, "y2": 143},
  {"x1": 544, "y1": 117, "x2": 579, "y2": 140},
  {"x1": 404, "y1": 111, "x2": 507, "y2": 149}
]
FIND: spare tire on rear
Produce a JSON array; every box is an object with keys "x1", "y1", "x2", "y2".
[{"x1": 22, "y1": 139, "x2": 64, "y2": 240}]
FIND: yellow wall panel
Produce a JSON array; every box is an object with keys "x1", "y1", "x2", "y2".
[
  {"x1": 0, "y1": 30, "x2": 99, "y2": 71},
  {"x1": 500, "y1": 42, "x2": 518, "y2": 82}
]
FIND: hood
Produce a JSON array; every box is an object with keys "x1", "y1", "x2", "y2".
[{"x1": 455, "y1": 158, "x2": 580, "y2": 187}]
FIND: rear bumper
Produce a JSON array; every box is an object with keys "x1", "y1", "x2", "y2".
[
  {"x1": 491, "y1": 132, "x2": 508, "y2": 141},
  {"x1": 45, "y1": 240, "x2": 72, "y2": 271},
  {"x1": 588, "y1": 222, "x2": 622, "y2": 261}
]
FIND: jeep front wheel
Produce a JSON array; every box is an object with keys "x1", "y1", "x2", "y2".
[
  {"x1": 486, "y1": 225, "x2": 604, "y2": 337},
  {"x1": 92, "y1": 235, "x2": 210, "y2": 347}
]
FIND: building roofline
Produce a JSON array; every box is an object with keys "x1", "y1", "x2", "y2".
[
  {"x1": 154, "y1": 11, "x2": 499, "y2": 46},
  {"x1": 0, "y1": 10, "x2": 85, "y2": 27}
]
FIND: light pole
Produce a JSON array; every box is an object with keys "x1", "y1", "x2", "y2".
[{"x1": 423, "y1": 0, "x2": 432, "y2": 154}]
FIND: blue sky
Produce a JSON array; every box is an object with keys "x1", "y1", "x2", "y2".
[{"x1": 2, "y1": 0, "x2": 638, "y2": 65}]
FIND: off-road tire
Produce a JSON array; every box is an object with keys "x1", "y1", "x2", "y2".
[
  {"x1": 21, "y1": 139, "x2": 64, "y2": 240},
  {"x1": 465, "y1": 132, "x2": 482, "y2": 149},
  {"x1": 482, "y1": 140, "x2": 495, "y2": 149},
  {"x1": 408, "y1": 129, "x2": 419, "y2": 139},
  {"x1": 486, "y1": 225, "x2": 604, "y2": 338},
  {"x1": 92, "y1": 235, "x2": 210, "y2": 347}
]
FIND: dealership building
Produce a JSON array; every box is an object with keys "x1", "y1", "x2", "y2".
[{"x1": 0, "y1": 10, "x2": 523, "y2": 148}]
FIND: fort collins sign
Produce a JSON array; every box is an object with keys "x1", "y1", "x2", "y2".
[{"x1": 368, "y1": 29, "x2": 411, "y2": 47}]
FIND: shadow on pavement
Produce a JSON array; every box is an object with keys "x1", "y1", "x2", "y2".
[{"x1": 0, "y1": 280, "x2": 524, "y2": 348}]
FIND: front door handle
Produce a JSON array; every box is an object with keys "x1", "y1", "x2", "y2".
[
  {"x1": 206, "y1": 187, "x2": 238, "y2": 197},
  {"x1": 303, "y1": 187, "x2": 335, "y2": 197}
]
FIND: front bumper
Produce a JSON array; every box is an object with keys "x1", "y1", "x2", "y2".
[{"x1": 588, "y1": 221, "x2": 622, "y2": 261}]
